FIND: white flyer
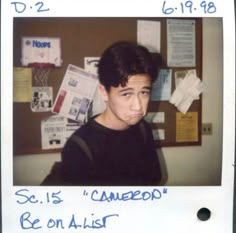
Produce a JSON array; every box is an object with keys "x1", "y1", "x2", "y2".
[
  {"x1": 31, "y1": 86, "x2": 53, "y2": 112},
  {"x1": 52, "y1": 64, "x2": 98, "y2": 122},
  {"x1": 84, "y1": 57, "x2": 100, "y2": 74},
  {"x1": 169, "y1": 72, "x2": 205, "y2": 114},
  {"x1": 167, "y1": 19, "x2": 196, "y2": 67},
  {"x1": 152, "y1": 129, "x2": 165, "y2": 140},
  {"x1": 137, "y1": 20, "x2": 161, "y2": 53},
  {"x1": 41, "y1": 115, "x2": 81, "y2": 150},
  {"x1": 41, "y1": 115, "x2": 67, "y2": 149},
  {"x1": 151, "y1": 69, "x2": 172, "y2": 101},
  {"x1": 145, "y1": 112, "x2": 165, "y2": 123},
  {"x1": 84, "y1": 57, "x2": 106, "y2": 116},
  {"x1": 175, "y1": 69, "x2": 199, "y2": 100}
]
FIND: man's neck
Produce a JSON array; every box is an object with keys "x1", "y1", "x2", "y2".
[{"x1": 94, "y1": 111, "x2": 130, "y2": 131}]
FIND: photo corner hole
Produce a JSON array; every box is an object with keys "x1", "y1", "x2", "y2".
[{"x1": 197, "y1": 207, "x2": 211, "y2": 221}]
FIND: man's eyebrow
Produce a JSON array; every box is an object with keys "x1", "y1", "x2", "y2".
[
  {"x1": 119, "y1": 86, "x2": 151, "y2": 93},
  {"x1": 142, "y1": 86, "x2": 151, "y2": 90},
  {"x1": 118, "y1": 87, "x2": 134, "y2": 93},
  {"x1": 139, "y1": 86, "x2": 152, "y2": 91}
]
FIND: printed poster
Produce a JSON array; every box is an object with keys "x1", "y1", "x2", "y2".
[
  {"x1": 84, "y1": 57, "x2": 106, "y2": 116},
  {"x1": 167, "y1": 19, "x2": 196, "y2": 67},
  {"x1": 176, "y1": 112, "x2": 198, "y2": 142},
  {"x1": 41, "y1": 115, "x2": 81, "y2": 150},
  {"x1": 13, "y1": 67, "x2": 32, "y2": 102},
  {"x1": 31, "y1": 87, "x2": 53, "y2": 112},
  {"x1": 137, "y1": 20, "x2": 161, "y2": 53},
  {"x1": 52, "y1": 64, "x2": 98, "y2": 123},
  {"x1": 151, "y1": 69, "x2": 172, "y2": 101}
]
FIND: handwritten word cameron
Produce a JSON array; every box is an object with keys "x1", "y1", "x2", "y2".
[
  {"x1": 84, "y1": 188, "x2": 168, "y2": 202},
  {"x1": 20, "y1": 211, "x2": 119, "y2": 230}
]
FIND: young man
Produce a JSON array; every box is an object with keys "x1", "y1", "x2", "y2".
[{"x1": 45, "y1": 41, "x2": 162, "y2": 186}]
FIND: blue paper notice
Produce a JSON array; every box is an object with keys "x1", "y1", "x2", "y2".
[{"x1": 151, "y1": 69, "x2": 172, "y2": 101}]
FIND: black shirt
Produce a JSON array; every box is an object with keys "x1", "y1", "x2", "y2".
[{"x1": 61, "y1": 118, "x2": 162, "y2": 186}]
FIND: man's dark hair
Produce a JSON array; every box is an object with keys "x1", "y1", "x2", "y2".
[{"x1": 98, "y1": 41, "x2": 158, "y2": 91}]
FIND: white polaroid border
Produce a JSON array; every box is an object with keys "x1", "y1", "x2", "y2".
[{"x1": 1, "y1": 0, "x2": 235, "y2": 232}]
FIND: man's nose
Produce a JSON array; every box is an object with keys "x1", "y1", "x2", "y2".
[{"x1": 131, "y1": 96, "x2": 142, "y2": 110}]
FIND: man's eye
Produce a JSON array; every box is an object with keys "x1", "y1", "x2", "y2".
[
  {"x1": 121, "y1": 93, "x2": 132, "y2": 97},
  {"x1": 141, "y1": 91, "x2": 150, "y2": 95}
]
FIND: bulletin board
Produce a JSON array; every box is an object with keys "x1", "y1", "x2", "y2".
[{"x1": 13, "y1": 17, "x2": 202, "y2": 155}]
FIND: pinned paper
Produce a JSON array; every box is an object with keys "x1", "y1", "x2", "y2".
[
  {"x1": 31, "y1": 87, "x2": 53, "y2": 112},
  {"x1": 84, "y1": 57, "x2": 100, "y2": 74},
  {"x1": 167, "y1": 19, "x2": 196, "y2": 67},
  {"x1": 41, "y1": 115, "x2": 67, "y2": 149},
  {"x1": 84, "y1": 57, "x2": 106, "y2": 116},
  {"x1": 41, "y1": 115, "x2": 81, "y2": 149},
  {"x1": 152, "y1": 129, "x2": 165, "y2": 140},
  {"x1": 13, "y1": 67, "x2": 32, "y2": 102},
  {"x1": 52, "y1": 64, "x2": 98, "y2": 123},
  {"x1": 137, "y1": 20, "x2": 161, "y2": 53},
  {"x1": 169, "y1": 72, "x2": 205, "y2": 114},
  {"x1": 175, "y1": 69, "x2": 199, "y2": 100},
  {"x1": 176, "y1": 112, "x2": 198, "y2": 142},
  {"x1": 145, "y1": 112, "x2": 165, "y2": 123},
  {"x1": 151, "y1": 69, "x2": 172, "y2": 101}
]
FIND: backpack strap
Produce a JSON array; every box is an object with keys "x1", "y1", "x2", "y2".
[
  {"x1": 70, "y1": 134, "x2": 94, "y2": 164},
  {"x1": 41, "y1": 161, "x2": 72, "y2": 186},
  {"x1": 139, "y1": 121, "x2": 147, "y2": 145},
  {"x1": 41, "y1": 135, "x2": 94, "y2": 186}
]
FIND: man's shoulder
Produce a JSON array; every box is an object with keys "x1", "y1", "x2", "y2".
[
  {"x1": 138, "y1": 119, "x2": 151, "y2": 144},
  {"x1": 73, "y1": 117, "x2": 97, "y2": 136},
  {"x1": 62, "y1": 121, "x2": 97, "y2": 162},
  {"x1": 73, "y1": 123, "x2": 90, "y2": 137},
  {"x1": 139, "y1": 119, "x2": 152, "y2": 131},
  {"x1": 70, "y1": 117, "x2": 105, "y2": 145}
]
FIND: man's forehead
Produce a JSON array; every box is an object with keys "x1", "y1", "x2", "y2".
[{"x1": 124, "y1": 75, "x2": 151, "y2": 87}]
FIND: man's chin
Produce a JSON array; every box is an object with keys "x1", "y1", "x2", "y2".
[{"x1": 127, "y1": 116, "x2": 143, "y2": 125}]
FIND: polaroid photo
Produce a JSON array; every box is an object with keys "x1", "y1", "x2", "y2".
[{"x1": 1, "y1": 0, "x2": 235, "y2": 232}]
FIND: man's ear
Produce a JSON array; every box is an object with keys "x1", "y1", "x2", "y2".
[{"x1": 98, "y1": 84, "x2": 108, "y2": 102}]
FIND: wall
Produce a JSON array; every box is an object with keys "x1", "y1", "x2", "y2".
[{"x1": 13, "y1": 18, "x2": 223, "y2": 186}]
